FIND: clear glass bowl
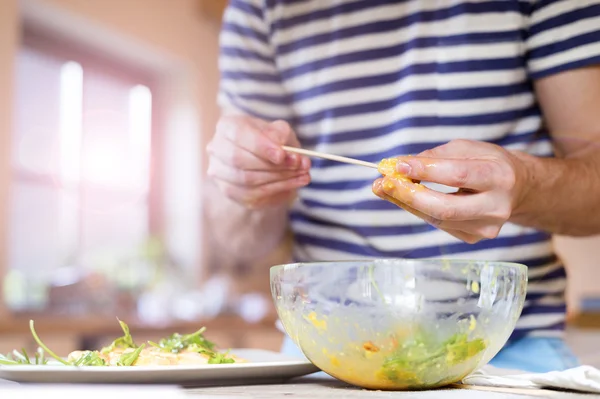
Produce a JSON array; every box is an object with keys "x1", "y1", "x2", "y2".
[{"x1": 270, "y1": 258, "x2": 527, "y2": 390}]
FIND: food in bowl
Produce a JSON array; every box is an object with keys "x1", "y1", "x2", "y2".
[{"x1": 271, "y1": 259, "x2": 527, "y2": 390}]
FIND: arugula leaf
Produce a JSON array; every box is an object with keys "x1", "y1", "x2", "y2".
[
  {"x1": 0, "y1": 351, "x2": 26, "y2": 365},
  {"x1": 29, "y1": 320, "x2": 70, "y2": 366},
  {"x1": 0, "y1": 355, "x2": 18, "y2": 365},
  {"x1": 444, "y1": 333, "x2": 486, "y2": 366},
  {"x1": 0, "y1": 347, "x2": 48, "y2": 365},
  {"x1": 0, "y1": 352, "x2": 25, "y2": 365},
  {"x1": 20, "y1": 348, "x2": 30, "y2": 364},
  {"x1": 379, "y1": 331, "x2": 486, "y2": 385},
  {"x1": 34, "y1": 347, "x2": 47, "y2": 365},
  {"x1": 117, "y1": 344, "x2": 145, "y2": 366},
  {"x1": 152, "y1": 327, "x2": 216, "y2": 354},
  {"x1": 208, "y1": 351, "x2": 235, "y2": 364},
  {"x1": 101, "y1": 319, "x2": 137, "y2": 353},
  {"x1": 72, "y1": 351, "x2": 107, "y2": 366}
]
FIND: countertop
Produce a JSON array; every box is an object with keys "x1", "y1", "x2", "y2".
[{"x1": 1, "y1": 374, "x2": 598, "y2": 398}]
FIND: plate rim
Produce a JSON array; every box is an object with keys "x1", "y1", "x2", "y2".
[
  {"x1": 0, "y1": 348, "x2": 319, "y2": 377},
  {"x1": 0, "y1": 359, "x2": 316, "y2": 372}
]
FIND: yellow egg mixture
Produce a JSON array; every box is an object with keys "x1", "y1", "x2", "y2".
[
  {"x1": 300, "y1": 312, "x2": 486, "y2": 390},
  {"x1": 377, "y1": 158, "x2": 425, "y2": 205},
  {"x1": 377, "y1": 158, "x2": 414, "y2": 187},
  {"x1": 67, "y1": 347, "x2": 243, "y2": 366}
]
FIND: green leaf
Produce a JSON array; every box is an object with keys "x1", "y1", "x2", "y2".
[
  {"x1": 117, "y1": 344, "x2": 145, "y2": 366},
  {"x1": 0, "y1": 353, "x2": 19, "y2": 365},
  {"x1": 29, "y1": 320, "x2": 70, "y2": 366},
  {"x1": 379, "y1": 331, "x2": 487, "y2": 385},
  {"x1": 207, "y1": 351, "x2": 235, "y2": 364},
  {"x1": 0, "y1": 347, "x2": 49, "y2": 365},
  {"x1": 153, "y1": 327, "x2": 216, "y2": 354},
  {"x1": 34, "y1": 347, "x2": 47, "y2": 365},
  {"x1": 101, "y1": 319, "x2": 137, "y2": 353},
  {"x1": 20, "y1": 349, "x2": 30, "y2": 364},
  {"x1": 72, "y1": 351, "x2": 107, "y2": 366}
]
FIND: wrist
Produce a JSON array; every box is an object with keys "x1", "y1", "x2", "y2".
[{"x1": 508, "y1": 150, "x2": 565, "y2": 220}]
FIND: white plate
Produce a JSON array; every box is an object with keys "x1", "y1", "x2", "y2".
[{"x1": 0, "y1": 349, "x2": 320, "y2": 386}]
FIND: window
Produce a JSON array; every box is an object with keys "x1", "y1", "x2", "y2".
[{"x1": 4, "y1": 31, "x2": 159, "y2": 313}]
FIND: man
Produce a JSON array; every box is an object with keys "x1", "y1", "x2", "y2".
[{"x1": 206, "y1": 0, "x2": 600, "y2": 372}]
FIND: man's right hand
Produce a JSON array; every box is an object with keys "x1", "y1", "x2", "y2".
[{"x1": 206, "y1": 115, "x2": 311, "y2": 209}]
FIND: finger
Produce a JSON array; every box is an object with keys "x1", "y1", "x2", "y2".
[
  {"x1": 265, "y1": 120, "x2": 300, "y2": 147},
  {"x1": 213, "y1": 174, "x2": 310, "y2": 208},
  {"x1": 380, "y1": 176, "x2": 494, "y2": 221},
  {"x1": 394, "y1": 157, "x2": 500, "y2": 191},
  {"x1": 253, "y1": 190, "x2": 297, "y2": 209},
  {"x1": 374, "y1": 179, "x2": 445, "y2": 227},
  {"x1": 373, "y1": 180, "x2": 481, "y2": 243},
  {"x1": 207, "y1": 156, "x2": 308, "y2": 187},
  {"x1": 417, "y1": 139, "x2": 494, "y2": 159},
  {"x1": 434, "y1": 227, "x2": 483, "y2": 244},
  {"x1": 374, "y1": 179, "x2": 506, "y2": 241},
  {"x1": 216, "y1": 117, "x2": 288, "y2": 165},
  {"x1": 433, "y1": 218, "x2": 503, "y2": 240},
  {"x1": 263, "y1": 120, "x2": 311, "y2": 169},
  {"x1": 208, "y1": 134, "x2": 303, "y2": 171}
]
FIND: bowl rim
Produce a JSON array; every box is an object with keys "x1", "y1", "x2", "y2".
[{"x1": 269, "y1": 257, "x2": 528, "y2": 273}]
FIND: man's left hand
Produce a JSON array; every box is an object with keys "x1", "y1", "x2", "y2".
[{"x1": 372, "y1": 139, "x2": 531, "y2": 244}]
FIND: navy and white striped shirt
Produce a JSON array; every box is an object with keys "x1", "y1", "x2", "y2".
[{"x1": 218, "y1": 0, "x2": 600, "y2": 339}]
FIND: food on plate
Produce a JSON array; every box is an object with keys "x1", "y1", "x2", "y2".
[{"x1": 0, "y1": 319, "x2": 241, "y2": 367}]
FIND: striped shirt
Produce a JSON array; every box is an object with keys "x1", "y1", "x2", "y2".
[{"x1": 217, "y1": 0, "x2": 600, "y2": 340}]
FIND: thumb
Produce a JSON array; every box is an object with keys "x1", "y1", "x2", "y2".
[{"x1": 263, "y1": 120, "x2": 309, "y2": 170}]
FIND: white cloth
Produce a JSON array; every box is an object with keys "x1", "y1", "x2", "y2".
[{"x1": 463, "y1": 365, "x2": 600, "y2": 394}]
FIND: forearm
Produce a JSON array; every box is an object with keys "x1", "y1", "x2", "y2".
[
  {"x1": 203, "y1": 178, "x2": 290, "y2": 264},
  {"x1": 510, "y1": 149, "x2": 600, "y2": 236}
]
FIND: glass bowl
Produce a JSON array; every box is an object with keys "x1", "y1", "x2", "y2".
[{"x1": 270, "y1": 258, "x2": 527, "y2": 390}]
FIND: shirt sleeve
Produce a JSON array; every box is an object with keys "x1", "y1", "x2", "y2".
[
  {"x1": 217, "y1": 0, "x2": 293, "y2": 121},
  {"x1": 526, "y1": 0, "x2": 600, "y2": 79}
]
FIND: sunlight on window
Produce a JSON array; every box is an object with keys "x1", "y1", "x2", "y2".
[
  {"x1": 59, "y1": 61, "x2": 83, "y2": 185},
  {"x1": 129, "y1": 85, "x2": 152, "y2": 191},
  {"x1": 58, "y1": 61, "x2": 83, "y2": 269},
  {"x1": 8, "y1": 41, "x2": 161, "y2": 316}
]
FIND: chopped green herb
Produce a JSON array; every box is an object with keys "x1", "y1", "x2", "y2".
[
  {"x1": 0, "y1": 348, "x2": 47, "y2": 365},
  {"x1": 117, "y1": 344, "x2": 145, "y2": 366},
  {"x1": 151, "y1": 327, "x2": 215, "y2": 354},
  {"x1": 208, "y1": 351, "x2": 235, "y2": 364},
  {"x1": 379, "y1": 331, "x2": 486, "y2": 385},
  {"x1": 29, "y1": 320, "x2": 71, "y2": 366},
  {"x1": 72, "y1": 351, "x2": 107, "y2": 366},
  {"x1": 101, "y1": 319, "x2": 137, "y2": 353},
  {"x1": 443, "y1": 332, "x2": 486, "y2": 366}
]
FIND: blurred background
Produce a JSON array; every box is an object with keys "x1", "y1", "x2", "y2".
[{"x1": 0, "y1": 0, "x2": 598, "y2": 363}]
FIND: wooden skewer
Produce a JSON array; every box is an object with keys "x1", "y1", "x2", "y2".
[{"x1": 282, "y1": 146, "x2": 379, "y2": 169}]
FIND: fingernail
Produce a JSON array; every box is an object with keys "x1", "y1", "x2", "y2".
[
  {"x1": 396, "y1": 160, "x2": 411, "y2": 174},
  {"x1": 300, "y1": 156, "x2": 311, "y2": 170},
  {"x1": 267, "y1": 148, "x2": 282, "y2": 164},
  {"x1": 284, "y1": 153, "x2": 297, "y2": 168},
  {"x1": 372, "y1": 179, "x2": 383, "y2": 195}
]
